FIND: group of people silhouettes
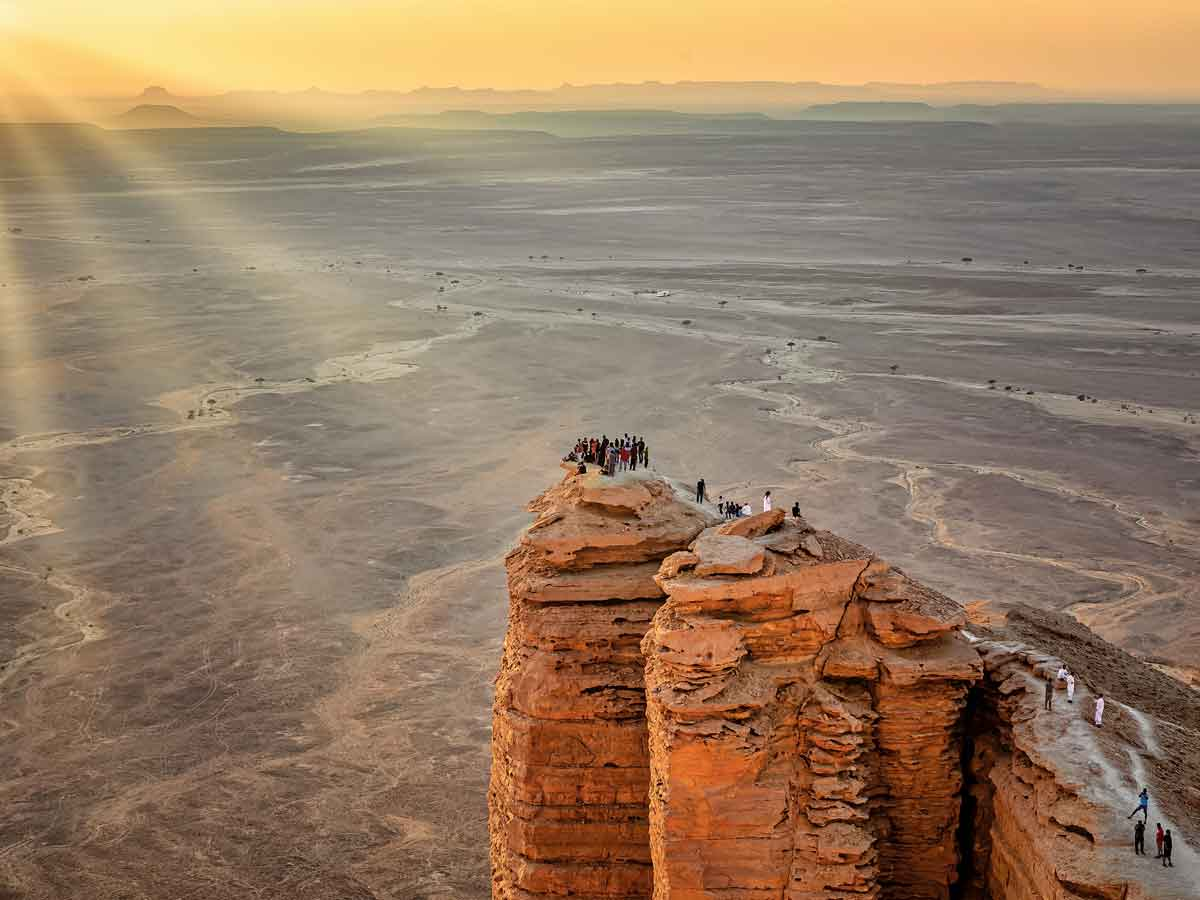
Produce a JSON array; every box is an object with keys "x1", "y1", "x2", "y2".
[
  {"x1": 566, "y1": 434, "x2": 648, "y2": 476},
  {"x1": 1128, "y1": 789, "x2": 1174, "y2": 867}
]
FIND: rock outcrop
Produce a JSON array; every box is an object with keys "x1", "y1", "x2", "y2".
[
  {"x1": 642, "y1": 512, "x2": 981, "y2": 900},
  {"x1": 489, "y1": 468, "x2": 714, "y2": 899},
  {"x1": 489, "y1": 471, "x2": 1200, "y2": 900}
]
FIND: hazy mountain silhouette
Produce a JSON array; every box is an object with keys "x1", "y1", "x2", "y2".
[{"x1": 109, "y1": 104, "x2": 209, "y2": 129}]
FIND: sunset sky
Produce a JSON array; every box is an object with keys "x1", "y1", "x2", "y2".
[{"x1": 1, "y1": 0, "x2": 1199, "y2": 98}]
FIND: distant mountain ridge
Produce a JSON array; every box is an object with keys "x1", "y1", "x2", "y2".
[{"x1": 109, "y1": 103, "x2": 209, "y2": 129}]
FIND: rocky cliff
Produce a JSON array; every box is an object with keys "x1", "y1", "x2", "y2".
[
  {"x1": 489, "y1": 470, "x2": 1199, "y2": 900},
  {"x1": 489, "y1": 470, "x2": 713, "y2": 898}
]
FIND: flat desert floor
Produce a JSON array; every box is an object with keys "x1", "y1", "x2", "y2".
[{"x1": 1, "y1": 122, "x2": 1198, "y2": 898}]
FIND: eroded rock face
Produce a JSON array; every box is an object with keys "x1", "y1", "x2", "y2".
[
  {"x1": 642, "y1": 518, "x2": 981, "y2": 900},
  {"x1": 489, "y1": 473, "x2": 1195, "y2": 900},
  {"x1": 489, "y1": 471, "x2": 713, "y2": 899}
]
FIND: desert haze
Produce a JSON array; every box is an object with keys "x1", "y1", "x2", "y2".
[{"x1": 1, "y1": 113, "x2": 1199, "y2": 899}]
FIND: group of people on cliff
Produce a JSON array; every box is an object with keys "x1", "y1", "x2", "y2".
[
  {"x1": 1128, "y1": 789, "x2": 1175, "y2": 867},
  {"x1": 695, "y1": 481, "x2": 801, "y2": 521},
  {"x1": 565, "y1": 434, "x2": 648, "y2": 476},
  {"x1": 1045, "y1": 670, "x2": 1179, "y2": 870}
]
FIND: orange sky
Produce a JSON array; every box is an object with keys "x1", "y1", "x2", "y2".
[{"x1": 2, "y1": 0, "x2": 1199, "y2": 98}]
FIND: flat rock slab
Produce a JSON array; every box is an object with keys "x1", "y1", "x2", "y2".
[{"x1": 692, "y1": 533, "x2": 766, "y2": 576}]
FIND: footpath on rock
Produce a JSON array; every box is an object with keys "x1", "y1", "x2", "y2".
[{"x1": 488, "y1": 465, "x2": 1199, "y2": 900}]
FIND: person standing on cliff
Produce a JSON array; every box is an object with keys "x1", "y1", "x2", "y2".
[
  {"x1": 792, "y1": 501, "x2": 801, "y2": 518},
  {"x1": 1066, "y1": 671, "x2": 1075, "y2": 703},
  {"x1": 1162, "y1": 829, "x2": 1173, "y2": 867},
  {"x1": 1155, "y1": 823, "x2": 1165, "y2": 858},
  {"x1": 696, "y1": 478, "x2": 706, "y2": 503},
  {"x1": 1134, "y1": 819, "x2": 1146, "y2": 855},
  {"x1": 1043, "y1": 676, "x2": 1054, "y2": 710},
  {"x1": 763, "y1": 490, "x2": 772, "y2": 512},
  {"x1": 1128, "y1": 788, "x2": 1149, "y2": 821},
  {"x1": 1094, "y1": 693, "x2": 1105, "y2": 727}
]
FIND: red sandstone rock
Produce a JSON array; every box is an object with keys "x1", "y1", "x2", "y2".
[
  {"x1": 642, "y1": 517, "x2": 981, "y2": 900},
  {"x1": 490, "y1": 473, "x2": 1194, "y2": 900},
  {"x1": 489, "y1": 471, "x2": 715, "y2": 899}
]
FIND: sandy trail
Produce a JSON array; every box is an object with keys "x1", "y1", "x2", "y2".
[{"x1": 0, "y1": 561, "x2": 109, "y2": 691}]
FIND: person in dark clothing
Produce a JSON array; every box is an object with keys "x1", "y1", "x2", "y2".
[
  {"x1": 1162, "y1": 829, "x2": 1173, "y2": 867},
  {"x1": 792, "y1": 501, "x2": 801, "y2": 518},
  {"x1": 1043, "y1": 676, "x2": 1053, "y2": 710},
  {"x1": 576, "y1": 460, "x2": 587, "y2": 475},
  {"x1": 1134, "y1": 820, "x2": 1146, "y2": 855},
  {"x1": 696, "y1": 478, "x2": 706, "y2": 503}
]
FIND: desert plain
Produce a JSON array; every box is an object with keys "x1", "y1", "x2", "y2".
[{"x1": 1, "y1": 120, "x2": 1198, "y2": 898}]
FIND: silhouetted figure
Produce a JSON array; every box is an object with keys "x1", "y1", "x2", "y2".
[
  {"x1": 577, "y1": 461, "x2": 587, "y2": 475},
  {"x1": 696, "y1": 478, "x2": 706, "y2": 503},
  {"x1": 1134, "y1": 820, "x2": 1146, "y2": 855},
  {"x1": 1162, "y1": 829, "x2": 1173, "y2": 867},
  {"x1": 1128, "y1": 788, "x2": 1149, "y2": 821},
  {"x1": 1044, "y1": 677, "x2": 1053, "y2": 710},
  {"x1": 792, "y1": 501, "x2": 801, "y2": 518}
]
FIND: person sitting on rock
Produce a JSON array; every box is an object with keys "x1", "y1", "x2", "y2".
[
  {"x1": 576, "y1": 460, "x2": 587, "y2": 475},
  {"x1": 1134, "y1": 819, "x2": 1146, "y2": 855},
  {"x1": 1057, "y1": 664, "x2": 1069, "y2": 682},
  {"x1": 740, "y1": 502, "x2": 752, "y2": 517},
  {"x1": 1128, "y1": 788, "x2": 1149, "y2": 821}
]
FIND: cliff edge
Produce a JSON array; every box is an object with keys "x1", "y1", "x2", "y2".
[{"x1": 489, "y1": 469, "x2": 1199, "y2": 900}]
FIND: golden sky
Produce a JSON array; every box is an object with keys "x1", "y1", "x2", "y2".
[{"x1": 2, "y1": 0, "x2": 1199, "y2": 98}]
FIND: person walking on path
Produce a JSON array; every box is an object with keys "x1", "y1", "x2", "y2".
[
  {"x1": 763, "y1": 491, "x2": 772, "y2": 512},
  {"x1": 1043, "y1": 676, "x2": 1053, "y2": 711},
  {"x1": 1066, "y1": 672, "x2": 1075, "y2": 703},
  {"x1": 1094, "y1": 693, "x2": 1105, "y2": 727},
  {"x1": 1128, "y1": 788, "x2": 1149, "y2": 821},
  {"x1": 1155, "y1": 823, "x2": 1165, "y2": 858},
  {"x1": 696, "y1": 478, "x2": 706, "y2": 503},
  {"x1": 1134, "y1": 820, "x2": 1146, "y2": 855},
  {"x1": 792, "y1": 501, "x2": 801, "y2": 519},
  {"x1": 1162, "y1": 829, "x2": 1173, "y2": 867}
]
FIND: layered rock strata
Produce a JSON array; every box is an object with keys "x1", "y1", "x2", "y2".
[
  {"x1": 642, "y1": 511, "x2": 982, "y2": 900},
  {"x1": 489, "y1": 469, "x2": 714, "y2": 899},
  {"x1": 961, "y1": 641, "x2": 1183, "y2": 900},
  {"x1": 490, "y1": 472, "x2": 1198, "y2": 900}
]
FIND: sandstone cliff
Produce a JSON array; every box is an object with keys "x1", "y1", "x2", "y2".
[
  {"x1": 643, "y1": 511, "x2": 980, "y2": 900},
  {"x1": 489, "y1": 469, "x2": 714, "y2": 899},
  {"x1": 489, "y1": 471, "x2": 1200, "y2": 900}
]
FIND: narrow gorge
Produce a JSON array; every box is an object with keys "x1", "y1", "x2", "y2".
[{"x1": 489, "y1": 468, "x2": 1198, "y2": 900}]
